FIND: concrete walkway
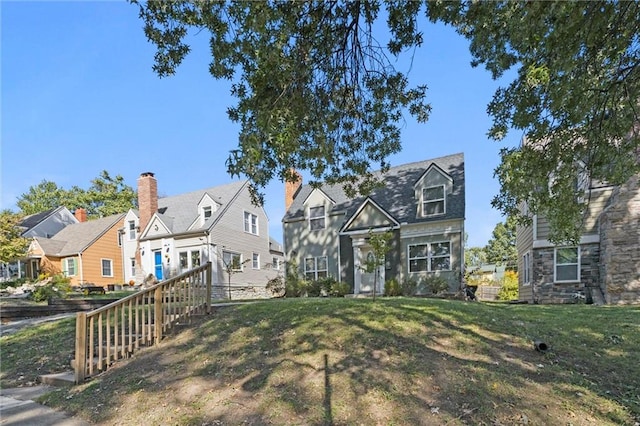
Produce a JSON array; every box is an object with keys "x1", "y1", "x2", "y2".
[{"x1": 0, "y1": 385, "x2": 89, "y2": 426}]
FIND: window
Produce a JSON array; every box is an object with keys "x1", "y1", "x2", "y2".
[
  {"x1": 252, "y1": 253, "x2": 260, "y2": 269},
  {"x1": 244, "y1": 211, "x2": 258, "y2": 235},
  {"x1": 422, "y1": 186, "x2": 445, "y2": 216},
  {"x1": 203, "y1": 206, "x2": 212, "y2": 219},
  {"x1": 522, "y1": 252, "x2": 531, "y2": 285},
  {"x1": 64, "y1": 258, "x2": 76, "y2": 277},
  {"x1": 128, "y1": 221, "x2": 136, "y2": 240},
  {"x1": 101, "y1": 259, "x2": 113, "y2": 277},
  {"x1": 272, "y1": 257, "x2": 280, "y2": 270},
  {"x1": 130, "y1": 258, "x2": 136, "y2": 277},
  {"x1": 223, "y1": 251, "x2": 242, "y2": 271},
  {"x1": 304, "y1": 256, "x2": 328, "y2": 280},
  {"x1": 408, "y1": 242, "x2": 451, "y2": 272},
  {"x1": 179, "y1": 252, "x2": 188, "y2": 271},
  {"x1": 191, "y1": 250, "x2": 201, "y2": 268},
  {"x1": 309, "y1": 206, "x2": 326, "y2": 230},
  {"x1": 555, "y1": 247, "x2": 579, "y2": 282}
]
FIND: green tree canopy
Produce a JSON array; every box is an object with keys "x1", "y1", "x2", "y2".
[
  {"x1": 132, "y1": 1, "x2": 639, "y2": 241},
  {"x1": 16, "y1": 171, "x2": 137, "y2": 218},
  {"x1": 0, "y1": 210, "x2": 30, "y2": 263},
  {"x1": 485, "y1": 216, "x2": 518, "y2": 269}
]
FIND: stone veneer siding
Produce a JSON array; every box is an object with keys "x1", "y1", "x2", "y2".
[
  {"x1": 599, "y1": 174, "x2": 640, "y2": 304},
  {"x1": 532, "y1": 244, "x2": 600, "y2": 304}
]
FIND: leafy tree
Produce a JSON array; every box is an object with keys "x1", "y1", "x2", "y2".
[
  {"x1": 0, "y1": 210, "x2": 30, "y2": 263},
  {"x1": 16, "y1": 171, "x2": 137, "y2": 218},
  {"x1": 485, "y1": 216, "x2": 517, "y2": 269},
  {"x1": 464, "y1": 246, "x2": 487, "y2": 271},
  {"x1": 362, "y1": 229, "x2": 393, "y2": 301},
  {"x1": 132, "y1": 1, "x2": 639, "y2": 241},
  {"x1": 497, "y1": 270, "x2": 519, "y2": 301}
]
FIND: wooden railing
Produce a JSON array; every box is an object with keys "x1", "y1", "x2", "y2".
[{"x1": 74, "y1": 262, "x2": 212, "y2": 384}]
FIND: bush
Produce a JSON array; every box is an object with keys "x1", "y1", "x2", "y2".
[
  {"x1": 328, "y1": 280, "x2": 349, "y2": 297},
  {"x1": 497, "y1": 270, "x2": 519, "y2": 301},
  {"x1": 384, "y1": 278, "x2": 402, "y2": 296},
  {"x1": 29, "y1": 274, "x2": 72, "y2": 302},
  {"x1": 266, "y1": 276, "x2": 285, "y2": 297},
  {"x1": 423, "y1": 275, "x2": 449, "y2": 295},
  {"x1": 401, "y1": 277, "x2": 418, "y2": 296}
]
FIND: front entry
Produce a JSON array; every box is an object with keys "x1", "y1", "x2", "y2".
[
  {"x1": 354, "y1": 245, "x2": 385, "y2": 295},
  {"x1": 154, "y1": 250, "x2": 163, "y2": 280}
]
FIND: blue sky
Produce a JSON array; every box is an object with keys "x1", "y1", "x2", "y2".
[{"x1": 1, "y1": 1, "x2": 521, "y2": 248}]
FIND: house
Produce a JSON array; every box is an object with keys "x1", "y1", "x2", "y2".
[
  {"x1": 282, "y1": 153, "x2": 466, "y2": 295},
  {"x1": 516, "y1": 168, "x2": 640, "y2": 304},
  {"x1": 121, "y1": 172, "x2": 283, "y2": 299},
  {"x1": 1, "y1": 207, "x2": 80, "y2": 281},
  {"x1": 27, "y1": 211, "x2": 126, "y2": 287}
]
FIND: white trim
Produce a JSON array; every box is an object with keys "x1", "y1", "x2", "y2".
[
  {"x1": 301, "y1": 187, "x2": 335, "y2": 206},
  {"x1": 101, "y1": 258, "x2": 114, "y2": 277},
  {"x1": 532, "y1": 215, "x2": 538, "y2": 241},
  {"x1": 252, "y1": 252, "x2": 260, "y2": 270},
  {"x1": 533, "y1": 234, "x2": 599, "y2": 248},
  {"x1": 243, "y1": 210, "x2": 259, "y2": 235},
  {"x1": 522, "y1": 251, "x2": 531, "y2": 286},
  {"x1": 308, "y1": 205, "x2": 327, "y2": 231},
  {"x1": 553, "y1": 246, "x2": 580, "y2": 283},
  {"x1": 407, "y1": 240, "x2": 452, "y2": 273},
  {"x1": 412, "y1": 163, "x2": 453, "y2": 188},
  {"x1": 421, "y1": 185, "x2": 446, "y2": 217},
  {"x1": 340, "y1": 225, "x2": 398, "y2": 236},
  {"x1": 340, "y1": 197, "x2": 400, "y2": 233}
]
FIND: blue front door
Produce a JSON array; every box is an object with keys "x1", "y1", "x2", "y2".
[{"x1": 154, "y1": 251, "x2": 163, "y2": 280}]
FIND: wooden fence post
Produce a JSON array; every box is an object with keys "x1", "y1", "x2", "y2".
[
  {"x1": 154, "y1": 286, "x2": 163, "y2": 342},
  {"x1": 74, "y1": 312, "x2": 87, "y2": 384}
]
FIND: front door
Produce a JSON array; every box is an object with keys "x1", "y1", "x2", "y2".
[
  {"x1": 154, "y1": 251, "x2": 163, "y2": 280},
  {"x1": 358, "y1": 247, "x2": 385, "y2": 294}
]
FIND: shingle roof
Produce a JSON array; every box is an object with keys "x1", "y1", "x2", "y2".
[
  {"x1": 283, "y1": 152, "x2": 465, "y2": 225},
  {"x1": 19, "y1": 207, "x2": 62, "y2": 232},
  {"x1": 152, "y1": 180, "x2": 247, "y2": 234},
  {"x1": 36, "y1": 213, "x2": 125, "y2": 256}
]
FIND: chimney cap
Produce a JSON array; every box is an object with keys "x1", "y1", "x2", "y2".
[{"x1": 140, "y1": 172, "x2": 155, "y2": 178}]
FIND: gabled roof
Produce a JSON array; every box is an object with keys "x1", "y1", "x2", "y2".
[
  {"x1": 283, "y1": 152, "x2": 465, "y2": 225},
  {"x1": 142, "y1": 180, "x2": 247, "y2": 237},
  {"x1": 35, "y1": 213, "x2": 125, "y2": 256},
  {"x1": 19, "y1": 206, "x2": 75, "y2": 234},
  {"x1": 340, "y1": 197, "x2": 400, "y2": 233}
]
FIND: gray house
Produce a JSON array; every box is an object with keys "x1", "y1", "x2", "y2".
[
  {"x1": 122, "y1": 173, "x2": 284, "y2": 299},
  {"x1": 517, "y1": 170, "x2": 640, "y2": 304},
  {"x1": 283, "y1": 153, "x2": 466, "y2": 295}
]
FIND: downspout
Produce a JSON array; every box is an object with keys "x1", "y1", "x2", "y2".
[{"x1": 460, "y1": 221, "x2": 465, "y2": 291}]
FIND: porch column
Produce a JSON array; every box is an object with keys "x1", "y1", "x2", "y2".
[{"x1": 352, "y1": 237, "x2": 366, "y2": 295}]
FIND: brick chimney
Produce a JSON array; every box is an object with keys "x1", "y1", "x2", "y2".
[
  {"x1": 74, "y1": 208, "x2": 87, "y2": 222},
  {"x1": 284, "y1": 169, "x2": 302, "y2": 211},
  {"x1": 137, "y1": 172, "x2": 158, "y2": 233}
]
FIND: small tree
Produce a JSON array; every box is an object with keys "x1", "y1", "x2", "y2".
[
  {"x1": 0, "y1": 210, "x2": 30, "y2": 264},
  {"x1": 220, "y1": 250, "x2": 248, "y2": 299},
  {"x1": 362, "y1": 229, "x2": 393, "y2": 301},
  {"x1": 497, "y1": 270, "x2": 519, "y2": 301}
]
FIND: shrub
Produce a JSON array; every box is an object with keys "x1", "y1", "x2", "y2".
[
  {"x1": 328, "y1": 280, "x2": 349, "y2": 297},
  {"x1": 401, "y1": 277, "x2": 418, "y2": 296},
  {"x1": 384, "y1": 278, "x2": 402, "y2": 296},
  {"x1": 30, "y1": 274, "x2": 72, "y2": 302},
  {"x1": 497, "y1": 270, "x2": 519, "y2": 301},
  {"x1": 266, "y1": 276, "x2": 285, "y2": 297},
  {"x1": 423, "y1": 275, "x2": 449, "y2": 295}
]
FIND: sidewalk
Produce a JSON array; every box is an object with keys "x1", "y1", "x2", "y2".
[{"x1": 0, "y1": 385, "x2": 89, "y2": 426}]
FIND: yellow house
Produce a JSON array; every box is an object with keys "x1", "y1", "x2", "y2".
[{"x1": 28, "y1": 213, "x2": 125, "y2": 287}]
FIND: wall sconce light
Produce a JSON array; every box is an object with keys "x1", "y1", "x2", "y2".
[
  {"x1": 141, "y1": 249, "x2": 145, "y2": 256},
  {"x1": 166, "y1": 247, "x2": 170, "y2": 253}
]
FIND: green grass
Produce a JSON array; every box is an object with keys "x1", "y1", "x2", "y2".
[{"x1": 2, "y1": 298, "x2": 639, "y2": 425}]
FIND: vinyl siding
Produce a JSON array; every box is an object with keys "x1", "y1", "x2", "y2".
[{"x1": 80, "y1": 221, "x2": 124, "y2": 286}]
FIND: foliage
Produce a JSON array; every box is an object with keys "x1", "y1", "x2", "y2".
[
  {"x1": 29, "y1": 274, "x2": 72, "y2": 302},
  {"x1": 401, "y1": 277, "x2": 418, "y2": 296},
  {"x1": 464, "y1": 246, "x2": 487, "y2": 271},
  {"x1": 384, "y1": 278, "x2": 401, "y2": 297},
  {"x1": 265, "y1": 276, "x2": 285, "y2": 298},
  {"x1": 328, "y1": 280, "x2": 350, "y2": 297},
  {"x1": 484, "y1": 215, "x2": 518, "y2": 268},
  {"x1": 362, "y1": 229, "x2": 393, "y2": 300},
  {"x1": 132, "y1": 1, "x2": 639, "y2": 243},
  {"x1": 16, "y1": 171, "x2": 137, "y2": 218},
  {"x1": 497, "y1": 270, "x2": 519, "y2": 301},
  {"x1": 0, "y1": 210, "x2": 30, "y2": 263},
  {"x1": 284, "y1": 259, "x2": 309, "y2": 298},
  {"x1": 422, "y1": 275, "x2": 449, "y2": 295}
]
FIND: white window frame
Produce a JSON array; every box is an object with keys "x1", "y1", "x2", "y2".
[
  {"x1": 522, "y1": 252, "x2": 531, "y2": 285},
  {"x1": 422, "y1": 185, "x2": 446, "y2": 217},
  {"x1": 309, "y1": 206, "x2": 326, "y2": 230},
  {"x1": 408, "y1": 241, "x2": 451, "y2": 273},
  {"x1": 128, "y1": 221, "x2": 136, "y2": 240},
  {"x1": 64, "y1": 258, "x2": 76, "y2": 277},
  {"x1": 304, "y1": 256, "x2": 328, "y2": 280},
  {"x1": 191, "y1": 250, "x2": 201, "y2": 268},
  {"x1": 252, "y1": 252, "x2": 260, "y2": 269},
  {"x1": 203, "y1": 206, "x2": 212, "y2": 219},
  {"x1": 101, "y1": 259, "x2": 113, "y2": 277},
  {"x1": 272, "y1": 257, "x2": 280, "y2": 270},
  {"x1": 179, "y1": 251, "x2": 189, "y2": 272},
  {"x1": 223, "y1": 250, "x2": 243, "y2": 272},
  {"x1": 554, "y1": 246, "x2": 580, "y2": 283},
  {"x1": 243, "y1": 211, "x2": 259, "y2": 235}
]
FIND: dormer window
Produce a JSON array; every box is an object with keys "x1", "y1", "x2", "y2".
[
  {"x1": 203, "y1": 206, "x2": 212, "y2": 219},
  {"x1": 422, "y1": 186, "x2": 445, "y2": 216},
  {"x1": 309, "y1": 206, "x2": 326, "y2": 230}
]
